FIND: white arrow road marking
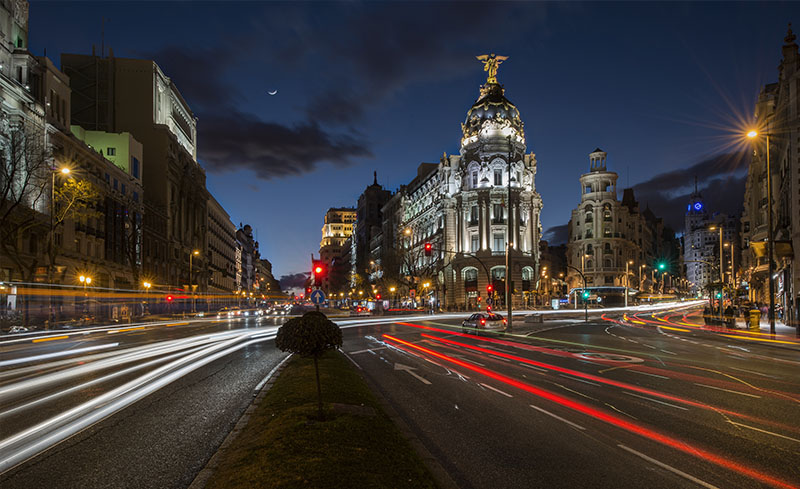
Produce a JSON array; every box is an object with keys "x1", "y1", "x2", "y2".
[{"x1": 394, "y1": 363, "x2": 431, "y2": 385}]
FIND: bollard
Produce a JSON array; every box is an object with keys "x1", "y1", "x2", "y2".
[{"x1": 748, "y1": 309, "x2": 761, "y2": 332}]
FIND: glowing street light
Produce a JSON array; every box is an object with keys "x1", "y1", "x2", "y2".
[{"x1": 746, "y1": 129, "x2": 776, "y2": 334}]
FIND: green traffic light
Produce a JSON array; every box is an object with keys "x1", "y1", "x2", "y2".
[
  {"x1": 582, "y1": 290, "x2": 590, "y2": 298},
  {"x1": 658, "y1": 262, "x2": 666, "y2": 270}
]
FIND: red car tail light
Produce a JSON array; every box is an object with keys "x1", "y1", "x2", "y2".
[{"x1": 480, "y1": 318, "x2": 486, "y2": 325}]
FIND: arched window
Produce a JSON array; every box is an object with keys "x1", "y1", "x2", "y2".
[
  {"x1": 586, "y1": 260, "x2": 593, "y2": 269},
  {"x1": 604, "y1": 258, "x2": 612, "y2": 268},
  {"x1": 585, "y1": 229, "x2": 593, "y2": 239}
]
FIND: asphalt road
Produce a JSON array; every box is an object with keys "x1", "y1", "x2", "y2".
[
  {"x1": 1, "y1": 304, "x2": 798, "y2": 489},
  {"x1": 343, "y1": 305, "x2": 800, "y2": 489}
]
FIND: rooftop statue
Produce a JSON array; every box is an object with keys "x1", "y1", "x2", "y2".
[{"x1": 476, "y1": 53, "x2": 508, "y2": 84}]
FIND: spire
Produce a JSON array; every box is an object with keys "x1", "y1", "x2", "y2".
[
  {"x1": 786, "y1": 23, "x2": 796, "y2": 45},
  {"x1": 373, "y1": 171, "x2": 377, "y2": 186}
]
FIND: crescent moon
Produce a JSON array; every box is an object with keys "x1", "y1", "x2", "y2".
[{"x1": 268, "y1": 90, "x2": 278, "y2": 96}]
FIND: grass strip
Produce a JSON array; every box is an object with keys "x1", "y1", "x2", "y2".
[{"x1": 204, "y1": 350, "x2": 440, "y2": 489}]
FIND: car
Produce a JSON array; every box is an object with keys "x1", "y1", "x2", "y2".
[
  {"x1": 349, "y1": 306, "x2": 371, "y2": 317},
  {"x1": 461, "y1": 313, "x2": 506, "y2": 334},
  {"x1": 217, "y1": 307, "x2": 243, "y2": 318},
  {"x1": 8, "y1": 325, "x2": 29, "y2": 333}
]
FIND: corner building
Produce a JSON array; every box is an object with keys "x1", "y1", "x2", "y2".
[{"x1": 385, "y1": 62, "x2": 542, "y2": 309}]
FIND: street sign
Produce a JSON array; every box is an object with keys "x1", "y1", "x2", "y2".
[
  {"x1": 309, "y1": 289, "x2": 326, "y2": 305},
  {"x1": 409, "y1": 289, "x2": 416, "y2": 298}
]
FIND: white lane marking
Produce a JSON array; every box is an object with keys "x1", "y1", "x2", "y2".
[
  {"x1": 727, "y1": 366, "x2": 781, "y2": 379},
  {"x1": 488, "y1": 354, "x2": 512, "y2": 362},
  {"x1": 660, "y1": 349, "x2": 677, "y2": 355},
  {"x1": 617, "y1": 444, "x2": 721, "y2": 489},
  {"x1": 693, "y1": 383, "x2": 761, "y2": 398},
  {"x1": 728, "y1": 421, "x2": 800, "y2": 444},
  {"x1": 630, "y1": 370, "x2": 670, "y2": 380},
  {"x1": 623, "y1": 391, "x2": 688, "y2": 411},
  {"x1": 480, "y1": 383, "x2": 513, "y2": 398},
  {"x1": 0, "y1": 343, "x2": 120, "y2": 367},
  {"x1": 530, "y1": 404, "x2": 586, "y2": 431},
  {"x1": 348, "y1": 346, "x2": 387, "y2": 355},
  {"x1": 341, "y1": 351, "x2": 362, "y2": 370},
  {"x1": 254, "y1": 353, "x2": 293, "y2": 392},
  {"x1": 520, "y1": 363, "x2": 547, "y2": 372},
  {"x1": 559, "y1": 374, "x2": 600, "y2": 386},
  {"x1": 642, "y1": 343, "x2": 657, "y2": 349},
  {"x1": 394, "y1": 363, "x2": 432, "y2": 385}
]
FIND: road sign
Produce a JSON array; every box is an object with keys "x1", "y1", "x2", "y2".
[
  {"x1": 309, "y1": 289, "x2": 326, "y2": 305},
  {"x1": 409, "y1": 289, "x2": 416, "y2": 298}
]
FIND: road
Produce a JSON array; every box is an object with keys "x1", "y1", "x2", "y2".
[
  {"x1": 344, "y1": 304, "x2": 800, "y2": 489},
  {"x1": 1, "y1": 303, "x2": 799, "y2": 488}
]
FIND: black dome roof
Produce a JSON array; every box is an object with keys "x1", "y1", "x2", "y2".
[{"x1": 462, "y1": 83, "x2": 524, "y2": 139}]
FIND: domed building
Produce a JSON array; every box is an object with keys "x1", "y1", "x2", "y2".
[{"x1": 381, "y1": 55, "x2": 543, "y2": 310}]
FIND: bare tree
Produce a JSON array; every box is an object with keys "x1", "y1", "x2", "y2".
[{"x1": 0, "y1": 118, "x2": 51, "y2": 284}]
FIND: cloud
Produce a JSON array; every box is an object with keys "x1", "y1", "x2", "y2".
[
  {"x1": 543, "y1": 224, "x2": 569, "y2": 245},
  {"x1": 279, "y1": 272, "x2": 310, "y2": 290},
  {"x1": 198, "y1": 111, "x2": 372, "y2": 179},
  {"x1": 147, "y1": 46, "x2": 240, "y2": 111},
  {"x1": 631, "y1": 152, "x2": 747, "y2": 231}
]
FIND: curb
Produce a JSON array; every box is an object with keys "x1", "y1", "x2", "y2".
[
  {"x1": 187, "y1": 353, "x2": 292, "y2": 489},
  {"x1": 342, "y1": 350, "x2": 460, "y2": 489}
]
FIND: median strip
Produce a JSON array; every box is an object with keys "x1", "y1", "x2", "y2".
[{"x1": 202, "y1": 350, "x2": 440, "y2": 489}]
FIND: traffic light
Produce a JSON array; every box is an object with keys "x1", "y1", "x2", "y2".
[
  {"x1": 306, "y1": 287, "x2": 312, "y2": 296},
  {"x1": 715, "y1": 291, "x2": 722, "y2": 299},
  {"x1": 487, "y1": 284, "x2": 493, "y2": 294},
  {"x1": 657, "y1": 262, "x2": 666, "y2": 271},
  {"x1": 582, "y1": 290, "x2": 590, "y2": 299},
  {"x1": 376, "y1": 294, "x2": 381, "y2": 300},
  {"x1": 424, "y1": 242, "x2": 432, "y2": 256},
  {"x1": 166, "y1": 294, "x2": 174, "y2": 303},
  {"x1": 312, "y1": 260, "x2": 326, "y2": 287}
]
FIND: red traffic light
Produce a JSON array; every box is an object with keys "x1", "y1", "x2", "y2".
[
  {"x1": 424, "y1": 242, "x2": 432, "y2": 256},
  {"x1": 376, "y1": 294, "x2": 381, "y2": 300},
  {"x1": 487, "y1": 284, "x2": 493, "y2": 293},
  {"x1": 166, "y1": 294, "x2": 174, "y2": 302},
  {"x1": 314, "y1": 265, "x2": 323, "y2": 274}
]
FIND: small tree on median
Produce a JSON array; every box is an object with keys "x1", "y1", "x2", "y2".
[{"x1": 275, "y1": 311, "x2": 343, "y2": 420}]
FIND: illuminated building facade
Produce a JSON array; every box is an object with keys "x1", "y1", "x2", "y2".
[
  {"x1": 742, "y1": 25, "x2": 799, "y2": 325},
  {"x1": 382, "y1": 56, "x2": 543, "y2": 309},
  {"x1": 319, "y1": 207, "x2": 355, "y2": 293}
]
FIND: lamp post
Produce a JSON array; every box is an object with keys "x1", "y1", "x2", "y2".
[
  {"x1": 709, "y1": 225, "x2": 724, "y2": 323},
  {"x1": 566, "y1": 265, "x2": 588, "y2": 322},
  {"x1": 389, "y1": 286, "x2": 396, "y2": 308},
  {"x1": 79, "y1": 274, "x2": 91, "y2": 316},
  {"x1": 47, "y1": 167, "x2": 70, "y2": 328},
  {"x1": 639, "y1": 264, "x2": 646, "y2": 292},
  {"x1": 142, "y1": 281, "x2": 151, "y2": 315},
  {"x1": 189, "y1": 250, "x2": 199, "y2": 314},
  {"x1": 624, "y1": 260, "x2": 634, "y2": 308},
  {"x1": 505, "y1": 134, "x2": 514, "y2": 332},
  {"x1": 747, "y1": 130, "x2": 776, "y2": 334}
]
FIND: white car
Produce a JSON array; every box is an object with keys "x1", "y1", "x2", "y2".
[{"x1": 461, "y1": 313, "x2": 506, "y2": 334}]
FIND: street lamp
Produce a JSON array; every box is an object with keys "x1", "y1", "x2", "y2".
[
  {"x1": 189, "y1": 250, "x2": 200, "y2": 314},
  {"x1": 79, "y1": 274, "x2": 91, "y2": 315},
  {"x1": 143, "y1": 281, "x2": 151, "y2": 315},
  {"x1": 709, "y1": 225, "x2": 724, "y2": 323},
  {"x1": 624, "y1": 260, "x2": 634, "y2": 308},
  {"x1": 47, "y1": 167, "x2": 71, "y2": 328},
  {"x1": 747, "y1": 129, "x2": 776, "y2": 334}
]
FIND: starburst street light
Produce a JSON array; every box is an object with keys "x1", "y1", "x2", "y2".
[{"x1": 746, "y1": 129, "x2": 776, "y2": 334}]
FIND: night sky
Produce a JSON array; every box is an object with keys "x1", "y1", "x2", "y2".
[{"x1": 29, "y1": 1, "x2": 797, "y2": 285}]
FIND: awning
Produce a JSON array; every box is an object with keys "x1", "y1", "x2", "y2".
[{"x1": 749, "y1": 240, "x2": 794, "y2": 258}]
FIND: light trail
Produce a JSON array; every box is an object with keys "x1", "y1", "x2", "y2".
[
  {"x1": 0, "y1": 327, "x2": 278, "y2": 474},
  {"x1": 383, "y1": 334, "x2": 797, "y2": 489}
]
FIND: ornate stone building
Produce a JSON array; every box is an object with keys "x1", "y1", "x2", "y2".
[
  {"x1": 565, "y1": 149, "x2": 676, "y2": 299},
  {"x1": 741, "y1": 25, "x2": 799, "y2": 326},
  {"x1": 382, "y1": 56, "x2": 543, "y2": 309},
  {"x1": 319, "y1": 206, "x2": 355, "y2": 293}
]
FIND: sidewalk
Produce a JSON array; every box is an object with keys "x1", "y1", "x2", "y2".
[{"x1": 729, "y1": 317, "x2": 799, "y2": 337}]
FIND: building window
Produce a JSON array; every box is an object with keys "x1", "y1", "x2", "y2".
[
  {"x1": 471, "y1": 234, "x2": 479, "y2": 252},
  {"x1": 113, "y1": 179, "x2": 118, "y2": 190},
  {"x1": 132, "y1": 157, "x2": 140, "y2": 178},
  {"x1": 105, "y1": 173, "x2": 110, "y2": 183},
  {"x1": 471, "y1": 171, "x2": 478, "y2": 187},
  {"x1": 493, "y1": 233, "x2": 505, "y2": 252},
  {"x1": 121, "y1": 184, "x2": 126, "y2": 195},
  {"x1": 493, "y1": 204, "x2": 504, "y2": 223},
  {"x1": 107, "y1": 147, "x2": 116, "y2": 156},
  {"x1": 470, "y1": 205, "x2": 478, "y2": 224},
  {"x1": 494, "y1": 169, "x2": 502, "y2": 186}
]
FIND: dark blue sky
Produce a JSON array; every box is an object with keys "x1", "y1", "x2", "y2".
[{"x1": 30, "y1": 1, "x2": 797, "y2": 280}]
